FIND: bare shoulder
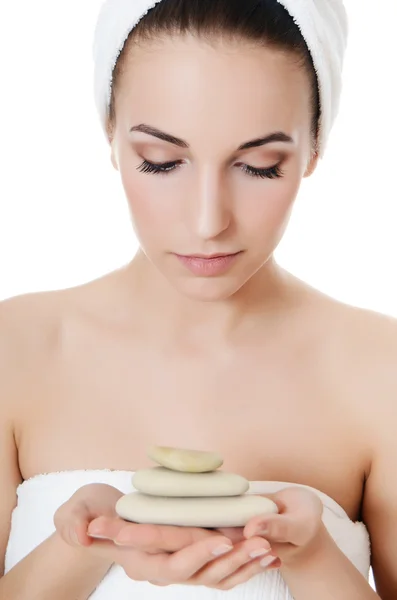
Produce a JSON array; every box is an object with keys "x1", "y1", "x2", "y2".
[
  {"x1": 0, "y1": 271, "x2": 125, "y2": 407},
  {"x1": 310, "y1": 290, "x2": 397, "y2": 456},
  {"x1": 0, "y1": 291, "x2": 67, "y2": 573},
  {"x1": 327, "y1": 298, "x2": 397, "y2": 395},
  {"x1": 336, "y1": 301, "x2": 397, "y2": 356},
  {"x1": 1, "y1": 291, "x2": 60, "y2": 339},
  {"x1": 0, "y1": 292, "x2": 64, "y2": 410},
  {"x1": 0, "y1": 291, "x2": 64, "y2": 360},
  {"x1": 299, "y1": 279, "x2": 397, "y2": 380},
  {"x1": 0, "y1": 269, "x2": 120, "y2": 346},
  {"x1": 323, "y1": 303, "x2": 397, "y2": 597},
  {"x1": 298, "y1": 289, "x2": 397, "y2": 595},
  {"x1": 296, "y1": 279, "x2": 397, "y2": 420},
  {"x1": 0, "y1": 280, "x2": 105, "y2": 412}
]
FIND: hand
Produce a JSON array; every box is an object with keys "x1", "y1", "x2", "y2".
[
  {"x1": 54, "y1": 483, "x2": 218, "y2": 552},
  {"x1": 243, "y1": 487, "x2": 325, "y2": 568},
  {"x1": 54, "y1": 483, "x2": 276, "y2": 590}
]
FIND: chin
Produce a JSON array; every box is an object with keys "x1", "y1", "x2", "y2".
[{"x1": 171, "y1": 275, "x2": 249, "y2": 303}]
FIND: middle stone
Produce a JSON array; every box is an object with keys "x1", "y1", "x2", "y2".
[{"x1": 132, "y1": 467, "x2": 250, "y2": 497}]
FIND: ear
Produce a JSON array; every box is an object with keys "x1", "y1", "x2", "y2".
[
  {"x1": 303, "y1": 150, "x2": 319, "y2": 178},
  {"x1": 106, "y1": 121, "x2": 119, "y2": 172},
  {"x1": 110, "y1": 142, "x2": 119, "y2": 171}
]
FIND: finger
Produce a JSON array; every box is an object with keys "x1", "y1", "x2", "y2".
[
  {"x1": 215, "y1": 553, "x2": 281, "y2": 591},
  {"x1": 88, "y1": 518, "x2": 173, "y2": 555},
  {"x1": 87, "y1": 516, "x2": 135, "y2": 541},
  {"x1": 216, "y1": 527, "x2": 245, "y2": 543},
  {"x1": 101, "y1": 521, "x2": 220, "y2": 553},
  {"x1": 268, "y1": 487, "x2": 324, "y2": 523},
  {"x1": 244, "y1": 489, "x2": 323, "y2": 545},
  {"x1": 244, "y1": 513, "x2": 286, "y2": 541},
  {"x1": 81, "y1": 537, "x2": 140, "y2": 566},
  {"x1": 71, "y1": 484, "x2": 124, "y2": 518},
  {"x1": 54, "y1": 501, "x2": 93, "y2": 547},
  {"x1": 189, "y1": 537, "x2": 272, "y2": 587},
  {"x1": 54, "y1": 484, "x2": 124, "y2": 548},
  {"x1": 251, "y1": 515, "x2": 296, "y2": 544},
  {"x1": 151, "y1": 536, "x2": 234, "y2": 583}
]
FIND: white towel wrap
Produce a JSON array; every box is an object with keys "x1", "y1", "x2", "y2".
[{"x1": 92, "y1": 0, "x2": 348, "y2": 157}]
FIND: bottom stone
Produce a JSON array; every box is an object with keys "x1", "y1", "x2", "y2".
[{"x1": 116, "y1": 492, "x2": 278, "y2": 528}]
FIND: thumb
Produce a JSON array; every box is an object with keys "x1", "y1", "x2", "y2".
[
  {"x1": 245, "y1": 513, "x2": 298, "y2": 545},
  {"x1": 54, "y1": 484, "x2": 124, "y2": 547}
]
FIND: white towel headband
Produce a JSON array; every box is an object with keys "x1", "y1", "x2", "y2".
[{"x1": 93, "y1": 0, "x2": 348, "y2": 157}]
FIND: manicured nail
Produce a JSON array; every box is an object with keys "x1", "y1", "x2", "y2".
[
  {"x1": 260, "y1": 555, "x2": 277, "y2": 568},
  {"x1": 114, "y1": 538, "x2": 130, "y2": 546},
  {"x1": 249, "y1": 548, "x2": 271, "y2": 559},
  {"x1": 212, "y1": 544, "x2": 233, "y2": 556}
]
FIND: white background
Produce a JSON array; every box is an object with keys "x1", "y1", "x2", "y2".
[{"x1": 0, "y1": 0, "x2": 395, "y2": 590}]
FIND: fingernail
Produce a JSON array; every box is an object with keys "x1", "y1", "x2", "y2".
[
  {"x1": 70, "y1": 531, "x2": 81, "y2": 546},
  {"x1": 212, "y1": 544, "x2": 233, "y2": 556},
  {"x1": 88, "y1": 533, "x2": 108, "y2": 540},
  {"x1": 260, "y1": 555, "x2": 277, "y2": 568},
  {"x1": 114, "y1": 539, "x2": 130, "y2": 546},
  {"x1": 256, "y1": 528, "x2": 269, "y2": 536},
  {"x1": 249, "y1": 548, "x2": 271, "y2": 559}
]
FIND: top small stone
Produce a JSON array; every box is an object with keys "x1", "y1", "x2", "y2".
[{"x1": 147, "y1": 445, "x2": 224, "y2": 473}]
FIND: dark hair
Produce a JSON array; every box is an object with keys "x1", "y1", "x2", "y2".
[{"x1": 108, "y1": 0, "x2": 321, "y2": 152}]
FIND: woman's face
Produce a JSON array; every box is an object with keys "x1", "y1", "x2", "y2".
[{"x1": 110, "y1": 34, "x2": 318, "y2": 301}]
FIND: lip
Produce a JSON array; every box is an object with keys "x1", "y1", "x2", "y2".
[
  {"x1": 184, "y1": 253, "x2": 236, "y2": 259},
  {"x1": 174, "y1": 251, "x2": 242, "y2": 276}
]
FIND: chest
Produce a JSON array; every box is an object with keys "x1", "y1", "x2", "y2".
[{"x1": 17, "y1": 343, "x2": 366, "y2": 520}]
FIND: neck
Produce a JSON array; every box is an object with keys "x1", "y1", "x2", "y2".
[{"x1": 120, "y1": 251, "x2": 297, "y2": 344}]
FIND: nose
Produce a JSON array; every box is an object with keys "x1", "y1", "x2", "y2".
[{"x1": 192, "y1": 167, "x2": 231, "y2": 240}]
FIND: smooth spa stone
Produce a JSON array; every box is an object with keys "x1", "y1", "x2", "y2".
[
  {"x1": 132, "y1": 467, "x2": 250, "y2": 497},
  {"x1": 116, "y1": 493, "x2": 278, "y2": 528},
  {"x1": 147, "y1": 445, "x2": 223, "y2": 473}
]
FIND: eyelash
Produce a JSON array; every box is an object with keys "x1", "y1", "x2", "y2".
[{"x1": 137, "y1": 159, "x2": 284, "y2": 180}]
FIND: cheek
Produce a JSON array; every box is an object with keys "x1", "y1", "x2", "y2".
[
  {"x1": 238, "y1": 177, "x2": 299, "y2": 238},
  {"x1": 121, "y1": 171, "x2": 180, "y2": 241}
]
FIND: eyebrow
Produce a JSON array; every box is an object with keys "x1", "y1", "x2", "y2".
[{"x1": 129, "y1": 124, "x2": 293, "y2": 150}]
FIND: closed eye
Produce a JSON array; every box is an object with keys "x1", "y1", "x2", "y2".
[
  {"x1": 237, "y1": 163, "x2": 284, "y2": 180},
  {"x1": 136, "y1": 159, "x2": 284, "y2": 179}
]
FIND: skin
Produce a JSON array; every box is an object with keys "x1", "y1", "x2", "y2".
[{"x1": 1, "y1": 33, "x2": 397, "y2": 597}]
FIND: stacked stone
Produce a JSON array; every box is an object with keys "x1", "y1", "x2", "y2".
[{"x1": 116, "y1": 446, "x2": 278, "y2": 528}]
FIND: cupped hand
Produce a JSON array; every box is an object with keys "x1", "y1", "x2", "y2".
[
  {"x1": 243, "y1": 486, "x2": 325, "y2": 567},
  {"x1": 54, "y1": 483, "x2": 276, "y2": 590},
  {"x1": 54, "y1": 483, "x2": 221, "y2": 551}
]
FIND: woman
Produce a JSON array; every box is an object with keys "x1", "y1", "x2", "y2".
[{"x1": 0, "y1": 0, "x2": 395, "y2": 598}]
